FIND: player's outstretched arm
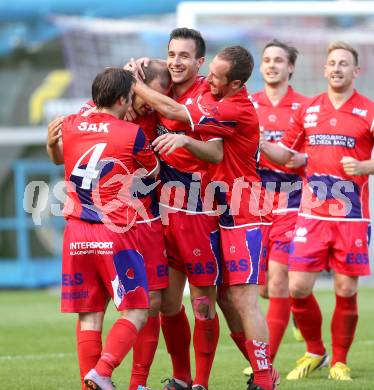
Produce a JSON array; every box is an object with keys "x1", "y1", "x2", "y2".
[
  {"x1": 341, "y1": 156, "x2": 374, "y2": 176},
  {"x1": 285, "y1": 152, "x2": 308, "y2": 169},
  {"x1": 46, "y1": 116, "x2": 64, "y2": 165},
  {"x1": 133, "y1": 79, "x2": 189, "y2": 123},
  {"x1": 259, "y1": 129, "x2": 292, "y2": 165},
  {"x1": 153, "y1": 133, "x2": 223, "y2": 164}
]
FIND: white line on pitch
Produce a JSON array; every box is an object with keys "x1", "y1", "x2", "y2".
[
  {"x1": 0, "y1": 352, "x2": 74, "y2": 361},
  {"x1": 1, "y1": 339, "x2": 374, "y2": 361}
]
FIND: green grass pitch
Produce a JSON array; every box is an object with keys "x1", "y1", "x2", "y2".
[{"x1": 1, "y1": 288, "x2": 374, "y2": 389}]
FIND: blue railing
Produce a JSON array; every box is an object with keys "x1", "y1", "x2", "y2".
[{"x1": 0, "y1": 159, "x2": 65, "y2": 288}]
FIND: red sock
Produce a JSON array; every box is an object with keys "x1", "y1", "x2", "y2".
[
  {"x1": 95, "y1": 318, "x2": 138, "y2": 377},
  {"x1": 129, "y1": 315, "x2": 160, "y2": 390},
  {"x1": 291, "y1": 294, "x2": 325, "y2": 355},
  {"x1": 161, "y1": 306, "x2": 192, "y2": 384},
  {"x1": 193, "y1": 314, "x2": 219, "y2": 388},
  {"x1": 266, "y1": 297, "x2": 291, "y2": 361},
  {"x1": 76, "y1": 321, "x2": 102, "y2": 390},
  {"x1": 230, "y1": 332, "x2": 249, "y2": 361},
  {"x1": 245, "y1": 339, "x2": 273, "y2": 390},
  {"x1": 331, "y1": 293, "x2": 358, "y2": 366}
]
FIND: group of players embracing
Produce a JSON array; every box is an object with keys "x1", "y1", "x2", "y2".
[{"x1": 47, "y1": 26, "x2": 374, "y2": 390}]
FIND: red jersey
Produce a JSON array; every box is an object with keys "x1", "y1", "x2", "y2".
[
  {"x1": 280, "y1": 90, "x2": 374, "y2": 221},
  {"x1": 78, "y1": 100, "x2": 160, "y2": 222},
  {"x1": 138, "y1": 111, "x2": 158, "y2": 141},
  {"x1": 156, "y1": 76, "x2": 213, "y2": 212},
  {"x1": 78, "y1": 100, "x2": 95, "y2": 115},
  {"x1": 61, "y1": 112, "x2": 158, "y2": 228},
  {"x1": 185, "y1": 83, "x2": 267, "y2": 227},
  {"x1": 251, "y1": 87, "x2": 308, "y2": 214}
]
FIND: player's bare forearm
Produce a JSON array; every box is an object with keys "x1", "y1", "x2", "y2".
[
  {"x1": 285, "y1": 152, "x2": 307, "y2": 169},
  {"x1": 341, "y1": 157, "x2": 374, "y2": 176},
  {"x1": 153, "y1": 134, "x2": 223, "y2": 163},
  {"x1": 185, "y1": 138, "x2": 223, "y2": 164},
  {"x1": 133, "y1": 81, "x2": 188, "y2": 122},
  {"x1": 260, "y1": 141, "x2": 292, "y2": 165},
  {"x1": 47, "y1": 142, "x2": 64, "y2": 165},
  {"x1": 46, "y1": 116, "x2": 64, "y2": 164},
  {"x1": 360, "y1": 160, "x2": 374, "y2": 175}
]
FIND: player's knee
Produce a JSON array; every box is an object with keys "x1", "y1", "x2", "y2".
[
  {"x1": 149, "y1": 290, "x2": 162, "y2": 316},
  {"x1": 138, "y1": 309, "x2": 149, "y2": 329},
  {"x1": 217, "y1": 285, "x2": 229, "y2": 306},
  {"x1": 192, "y1": 295, "x2": 215, "y2": 320},
  {"x1": 230, "y1": 286, "x2": 259, "y2": 316},
  {"x1": 335, "y1": 284, "x2": 357, "y2": 298},
  {"x1": 79, "y1": 312, "x2": 104, "y2": 331},
  {"x1": 289, "y1": 280, "x2": 311, "y2": 298},
  {"x1": 237, "y1": 298, "x2": 259, "y2": 317},
  {"x1": 160, "y1": 297, "x2": 181, "y2": 316},
  {"x1": 216, "y1": 295, "x2": 229, "y2": 313},
  {"x1": 269, "y1": 276, "x2": 288, "y2": 297},
  {"x1": 216, "y1": 291, "x2": 237, "y2": 324},
  {"x1": 121, "y1": 308, "x2": 148, "y2": 331}
]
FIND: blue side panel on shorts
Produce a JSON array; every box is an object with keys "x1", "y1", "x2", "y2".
[
  {"x1": 210, "y1": 230, "x2": 222, "y2": 285},
  {"x1": 246, "y1": 228, "x2": 262, "y2": 284},
  {"x1": 113, "y1": 249, "x2": 148, "y2": 297}
]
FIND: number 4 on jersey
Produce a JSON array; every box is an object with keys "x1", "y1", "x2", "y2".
[{"x1": 72, "y1": 143, "x2": 107, "y2": 189}]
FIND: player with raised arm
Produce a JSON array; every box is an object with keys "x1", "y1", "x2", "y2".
[
  {"x1": 260, "y1": 41, "x2": 374, "y2": 381},
  {"x1": 132, "y1": 45, "x2": 276, "y2": 390},
  {"x1": 249, "y1": 40, "x2": 307, "y2": 365},
  {"x1": 47, "y1": 68, "x2": 159, "y2": 390},
  {"x1": 129, "y1": 28, "x2": 223, "y2": 390},
  {"x1": 49, "y1": 61, "x2": 171, "y2": 390}
]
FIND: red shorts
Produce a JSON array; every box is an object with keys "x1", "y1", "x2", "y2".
[
  {"x1": 268, "y1": 211, "x2": 298, "y2": 265},
  {"x1": 162, "y1": 210, "x2": 220, "y2": 286},
  {"x1": 220, "y1": 224, "x2": 269, "y2": 286},
  {"x1": 289, "y1": 216, "x2": 371, "y2": 276},
  {"x1": 137, "y1": 218, "x2": 168, "y2": 291},
  {"x1": 61, "y1": 219, "x2": 149, "y2": 313}
]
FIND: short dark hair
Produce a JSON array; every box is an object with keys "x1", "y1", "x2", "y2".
[
  {"x1": 92, "y1": 68, "x2": 134, "y2": 109},
  {"x1": 217, "y1": 45, "x2": 254, "y2": 85},
  {"x1": 142, "y1": 59, "x2": 171, "y2": 90},
  {"x1": 168, "y1": 27, "x2": 206, "y2": 59},
  {"x1": 263, "y1": 40, "x2": 299, "y2": 80}
]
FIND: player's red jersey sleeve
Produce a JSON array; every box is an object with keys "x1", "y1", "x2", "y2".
[
  {"x1": 184, "y1": 90, "x2": 248, "y2": 140},
  {"x1": 137, "y1": 112, "x2": 158, "y2": 142},
  {"x1": 133, "y1": 127, "x2": 159, "y2": 176},
  {"x1": 278, "y1": 105, "x2": 306, "y2": 152}
]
